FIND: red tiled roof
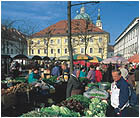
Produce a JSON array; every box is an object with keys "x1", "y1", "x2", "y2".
[{"x1": 33, "y1": 19, "x2": 106, "y2": 37}]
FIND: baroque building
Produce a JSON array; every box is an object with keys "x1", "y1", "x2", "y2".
[{"x1": 28, "y1": 6, "x2": 110, "y2": 59}]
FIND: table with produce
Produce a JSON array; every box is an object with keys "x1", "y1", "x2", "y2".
[{"x1": 1, "y1": 76, "x2": 111, "y2": 117}]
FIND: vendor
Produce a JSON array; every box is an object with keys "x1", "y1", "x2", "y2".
[
  {"x1": 57, "y1": 62, "x2": 70, "y2": 82},
  {"x1": 28, "y1": 67, "x2": 41, "y2": 84},
  {"x1": 66, "y1": 69, "x2": 82, "y2": 98}
]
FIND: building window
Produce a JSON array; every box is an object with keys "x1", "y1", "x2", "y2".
[
  {"x1": 99, "y1": 48, "x2": 102, "y2": 53},
  {"x1": 44, "y1": 40, "x2": 47, "y2": 44},
  {"x1": 32, "y1": 49, "x2": 34, "y2": 54},
  {"x1": 81, "y1": 48, "x2": 84, "y2": 53},
  {"x1": 57, "y1": 39, "x2": 60, "y2": 44},
  {"x1": 37, "y1": 40, "x2": 40, "y2": 44},
  {"x1": 50, "y1": 40, "x2": 53, "y2": 44},
  {"x1": 80, "y1": 38, "x2": 84, "y2": 42},
  {"x1": 44, "y1": 49, "x2": 47, "y2": 54},
  {"x1": 51, "y1": 49, "x2": 53, "y2": 54},
  {"x1": 58, "y1": 49, "x2": 60, "y2": 54},
  {"x1": 72, "y1": 38, "x2": 75, "y2": 43},
  {"x1": 73, "y1": 48, "x2": 76, "y2": 54},
  {"x1": 65, "y1": 48, "x2": 67, "y2": 54},
  {"x1": 11, "y1": 49, "x2": 13, "y2": 54},
  {"x1": 38, "y1": 49, "x2": 40, "y2": 54},
  {"x1": 7, "y1": 48, "x2": 9, "y2": 54},
  {"x1": 6, "y1": 41, "x2": 9, "y2": 47},
  {"x1": 135, "y1": 29, "x2": 137, "y2": 36},
  {"x1": 90, "y1": 38, "x2": 93, "y2": 42},
  {"x1": 90, "y1": 48, "x2": 93, "y2": 53},
  {"x1": 65, "y1": 39, "x2": 68, "y2": 43},
  {"x1": 31, "y1": 41, "x2": 34, "y2": 44},
  {"x1": 99, "y1": 37, "x2": 102, "y2": 42}
]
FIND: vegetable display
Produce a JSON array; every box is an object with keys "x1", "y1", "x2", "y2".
[
  {"x1": 57, "y1": 99, "x2": 84, "y2": 115},
  {"x1": 21, "y1": 105, "x2": 81, "y2": 117},
  {"x1": 1, "y1": 83, "x2": 35, "y2": 95},
  {"x1": 84, "y1": 98, "x2": 108, "y2": 117},
  {"x1": 66, "y1": 95, "x2": 91, "y2": 108}
]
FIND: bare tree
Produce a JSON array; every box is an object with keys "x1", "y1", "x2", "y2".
[
  {"x1": 96, "y1": 36, "x2": 108, "y2": 59},
  {"x1": 2, "y1": 18, "x2": 40, "y2": 55},
  {"x1": 71, "y1": 20, "x2": 95, "y2": 55}
]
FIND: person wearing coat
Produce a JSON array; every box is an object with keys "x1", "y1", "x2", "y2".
[
  {"x1": 28, "y1": 68, "x2": 41, "y2": 84},
  {"x1": 66, "y1": 69, "x2": 82, "y2": 98},
  {"x1": 110, "y1": 69, "x2": 129, "y2": 117},
  {"x1": 95, "y1": 67, "x2": 102, "y2": 82}
]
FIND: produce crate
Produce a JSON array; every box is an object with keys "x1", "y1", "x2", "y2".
[{"x1": 1, "y1": 94, "x2": 16, "y2": 110}]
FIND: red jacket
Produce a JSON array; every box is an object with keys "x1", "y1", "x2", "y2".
[{"x1": 95, "y1": 70, "x2": 102, "y2": 82}]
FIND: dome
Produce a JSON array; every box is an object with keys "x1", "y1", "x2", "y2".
[
  {"x1": 74, "y1": 6, "x2": 92, "y2": 22},
  {"x1": 74, "y1": 13, "x2": 92, "y2": 22}
]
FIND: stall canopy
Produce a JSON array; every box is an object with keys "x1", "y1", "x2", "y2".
[
  {"x1": 128, "y1": 54, "x2": 139, "y2": 63},
  {"x1": 101, "y1": 56, "x2": 128, "y2": 64},
  {"x1": 13, "y1": 54, "x2": 28, "y2": 59},
  {"x1": 89, "y1": 56, "x2": 103, "y2": 63},
  {"x1": 32, "y1": 55, "x2": 42, "y2": 60},
  {"x1": 73, "y1": 54, "x2": 93, "y2": 60},
  {"x1": 43, "y1": 56, "x2": 50, "y2": 60}
]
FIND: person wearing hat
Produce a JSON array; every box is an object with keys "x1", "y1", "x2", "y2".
[{"x1": 28, "y1": 67, "x2": 41, "y2": 84}]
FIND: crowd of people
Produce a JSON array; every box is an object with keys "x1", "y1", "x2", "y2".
[{"x1": 5, "y1": 60, "x2": 139, "y2": 117}]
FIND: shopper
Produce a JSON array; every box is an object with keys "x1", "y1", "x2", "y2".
[
  {"x1": 66, "y1": 69, "x2": 82, "y2": 98},
  {"x1": 120, "y1": 65, "x2": 128, "y2": 80},
  {"x1": 110, "y1": 69, "x2": 129, "y2": 117},
  {"x1": 95, "y1": 66, "x2": 102, "y2": 82},
  {"x1": 51, "y1": 62, "x2": 61, "y2": 77},
  {"x1": 80, "y1": 66, "x2": 87, "y2": 78},
  {"x1": 87, "y1": 65, "x2": 95, "y2": 83}
]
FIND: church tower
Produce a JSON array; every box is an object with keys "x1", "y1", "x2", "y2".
[{"x1": 96, "y1": 9, "x2": 102, "y2": 29}]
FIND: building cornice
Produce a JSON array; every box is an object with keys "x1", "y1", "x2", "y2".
[{"x1": 115, "y1": 17, "x2": 139, "y2": 43}]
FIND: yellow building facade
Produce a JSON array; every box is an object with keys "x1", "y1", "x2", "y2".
[{"x1": 28, "y1": 7, "x2": 110, "y2": 59}]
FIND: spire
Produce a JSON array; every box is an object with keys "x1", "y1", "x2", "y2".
[
  {"x1": 97, "y1": 8, "x2": 101, "y2": 20},
  {"x1": 96, "y1": 8, "x2": 102, "y2": 29},
  {"x1": 80, "y1": 5, "x2": 85, "y2": 14}
]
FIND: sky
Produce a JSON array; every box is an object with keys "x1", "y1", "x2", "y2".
[{"x1": 1, "y1": 1, "x2": 139, "y2": 45}]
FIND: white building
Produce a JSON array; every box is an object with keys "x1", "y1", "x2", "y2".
[
  {"x1": 1, "y1": 25, "x2": 28, "y2": 57},
  {"x1": 114, "y1": 17, "x2": 139, "y2": 59}
]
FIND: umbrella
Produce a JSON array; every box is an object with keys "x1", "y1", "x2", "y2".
[
  {"x1": 73, "y1": 54, "x2": 93, "y2": 60},
  {"x1": 101, "y1": 56, "x2": 128, "y2": 64},
  {"x1": 128, "y1": 54, "x2": 139, "y2": 63},
  {"x1": 89, "y1": 56, "x2": 103, "y2": 63},
  {"x1": 43, "y1": 56, "x2": 50, "y2": 60},
  {"x1": 13, "y1": 54, "x2": 28, "y2": 59},
  {"x1": 32, "y1": 55, "x2": 42, "y2": 60}
]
